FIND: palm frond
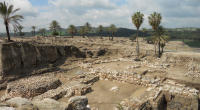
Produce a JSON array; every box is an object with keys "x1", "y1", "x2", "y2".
[
  {"x1": 11, "y1": 8, "x2": 20, "y2": 14},
  {"x1": 7, "y1": 5, "x2": 13, "y2": 17},
  {"x1": 132, "y1": 11, "x2": 144, "y2": 30}
]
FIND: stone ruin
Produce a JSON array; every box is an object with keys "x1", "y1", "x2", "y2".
[{"x1": 0, "y1": 41, "x2": 200, "y2": 110}]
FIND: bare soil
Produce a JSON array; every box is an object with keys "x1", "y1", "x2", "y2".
[{"x1": 86, "y1": 80, "x2": 146, "y2": 110}]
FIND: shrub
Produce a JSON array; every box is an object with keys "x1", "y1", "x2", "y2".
[
  {"x1": 52, "y1": 31, "x2": 59, "y2": 36},
  {"x1": 129, "y1": 34, "x2": 137, "y2": 42}
]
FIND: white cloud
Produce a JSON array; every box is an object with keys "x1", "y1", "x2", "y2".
[
  {"x1": 0, "y1": 0, "x2": 199, "y2": 33},
  {"x1": 0, "y1": 0, "x2": 38, "y2": 16},
  {"x1": 0, "y1": 0, "x2": 38, "y2": 32}
]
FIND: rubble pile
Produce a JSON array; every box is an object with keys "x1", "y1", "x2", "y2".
[
  {"x1": 162, "y1": 52, "x2": 200, "y2": 78},
  {"x1": 0, "y1": 96, "x2": 90, "y2": 110},
  {"x1": 94, "y1": 71, "x2": 199, "y2": 97},
  {"x1": 1, "y1": 75, "x2": 61, "y2": 101},
  {"x1": 120, "y1": 86, "x2": 199, "y2": 110},
  {"x1": 33, "y1": 81, "x2": 92, "y2": 100},
  {"x1": 185, "y1": 61, "x2": 200, "y2": 78}
]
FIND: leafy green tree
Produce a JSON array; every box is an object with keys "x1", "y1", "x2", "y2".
[
  {"x1": 132, "y1": 12, "x2": 144, "y2": 58},
  {"x1": 49, "y1": 20, "x2": 60, "y2": 36},
  {"x1": 152, "y1": 36, "x2": 159, "y2": 55},
  {"x1": 142, "y1": 28, "x2": 147, "y2": 37},
  {"x1": 18, "y1": 25, "x2": 24, "y2": 36},
  {"x1": 79, "y1": 27, "x2": 86, "y2": 38},
  {"x1": 0, "y1": 1, "x2": 24, "y2": 41},
  {"x1": 130, "y1": 34, "x2": 137, "y2": 42},
  {"x1": 148, "y1": 12, "x2": 162, "y2": 57},
  {"x1": 109, "y1": 24, "x2": 117, "y2": 40},
  {"x1": 98, "y1": 25, "x2": 104, "y2": 39},
  {"x1": 39, "y1": 28, "x2": 46, "y2": 36},
  {"x1": 84, "y1": 22, "x2": 91, "y2": 37},
  {"x1": 67, "y1": 25, "x2": 77, "y2": 38},
  {"x1": 160, "y1": 35, "x2": 170, "y2": 53},
  {"x1": 31, "y1": 26, "x2": 36, "y2": 36},
  {"x1": 13, "y1": 27, "x2": 18, "y2": 37}
]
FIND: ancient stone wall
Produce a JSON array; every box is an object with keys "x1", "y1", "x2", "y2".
[{"x1": 0, "y1": 42, "x2": 86, "y2": 79}]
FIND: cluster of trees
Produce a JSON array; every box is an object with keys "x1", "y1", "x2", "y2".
[
  {"x1": 132, "y1": 11, "x2": 170, "y2": 58},
  {"x1": 0, "y1": 1, "x2": 170, "y2": 58},
  {"x1": 31, "y1": 21, "x2": 118, "y2": 41},
  {"x1": 0, "y1": 1, "x2": 173, "y2": 58}
]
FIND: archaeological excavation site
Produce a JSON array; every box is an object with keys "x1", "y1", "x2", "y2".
[{"x1": 0, "y1": 37, "x2": 199, "y2": 110}]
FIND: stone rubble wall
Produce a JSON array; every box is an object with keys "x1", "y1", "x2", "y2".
[
  {"x1": 0, "y1": 75, "x2": 62, "y2": 101},
  {"x1": 0, "y1": 42, "x2": 86, "y2": 79},
  {"x1": 0, "y1": 96, "x2": 90, "y2": 110},
  {"x1": 84, "y1": 60, "x2": 199, "y2": 110},
  {"x1": 33, "y1": 81, "x2": 92, "y2": 101}
]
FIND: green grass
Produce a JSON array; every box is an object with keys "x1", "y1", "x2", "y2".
[{"x1": 183, "y1": 40, "x2": 200, "y2": 48}]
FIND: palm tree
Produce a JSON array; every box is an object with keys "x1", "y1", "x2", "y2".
[
  {"x1": 49, "y1": 20, "x2": 60, "y2": 36},
  {"x1": 148, "y1": 12, "x2": 162, "y2": 57},
  {"x1": 84, "y1": 22, "x2": 91, "y2": 37},
  {"x1": 132, "y1": 12, "x2": 144, "y2": 58},
  {"x1": 80, "y1": 27, "x2": 86, "y2": 38},
  {"x1": 39, "y1": 28, "x2": 46, "y2": 36},
  {"x1": 31, "y1": 26, "x2": 36, "y2": 36},
  {"x1": 98, "y1": 25, "x2": 104, "y2": 39},
  {"x1": 67, "y1": 25, "x2": 77, "y2": 38},
  {"x1": 18, "y1": 25, "x2": 23, "y2": 36},
  {"x1": 0, "y1": 2, "x2": 24, "y2": 41},
  {"x1": 109, "y1": 24, "x2": 117, "y2": 40}
]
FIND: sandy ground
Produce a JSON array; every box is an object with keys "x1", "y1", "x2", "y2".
[{"x1": 86, "y1": 80, "x2": 146, "y2": 110}]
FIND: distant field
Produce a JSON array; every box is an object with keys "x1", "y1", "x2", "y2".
[
  {"x1": 170, "y1": 39, "x2": 200, "y2": 48},
  {"x1": 183, "y1": 40, "x2": 200, "y2": 48}
]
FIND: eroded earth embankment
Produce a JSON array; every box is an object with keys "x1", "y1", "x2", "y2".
[{"x1": 0, "y1": 42, "x2": 85, "y2": 80}]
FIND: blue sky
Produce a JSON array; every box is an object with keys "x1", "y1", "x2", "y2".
[
  {"x1": 29, "y1": 0, "x2": 48, "y2": 6},
  {"x1": 0, "y1": 0, "x2": 199, "y2": 32},
  {"x1": 29, "y1": 0, "x2": 127, "y2": 6}
]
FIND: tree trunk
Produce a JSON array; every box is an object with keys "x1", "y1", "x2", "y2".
[
  {"x1": 158, "y1": 36, "x2": 161, "y2": 58},
  {"x1": 112, "y1": 32, "x2": 114, "y2": 40},
  {"x1": 154, "y1": 43, "x2": 157, "y2": 55},
  {"x1": 5, "y1": 22, "x2": 11, "y2": 41},
  {"x1": 161, "y1": 47, "x2": 164, "y2": 53},
  {"x1": 136, "y1": 29, "x2": 140, "y2": 58}
]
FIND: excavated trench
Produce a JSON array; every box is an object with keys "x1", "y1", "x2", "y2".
[{"x1": 0, "y1": 42, "x2": 200, "y2": 110}]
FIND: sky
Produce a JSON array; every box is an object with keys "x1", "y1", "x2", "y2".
[{"x1": 0, "y1": 0, "x2": 200, "y2": 32}]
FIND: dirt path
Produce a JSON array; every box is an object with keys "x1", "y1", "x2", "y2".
[{"x1": 86, "y1": 80, "x2": 146, "y2": 110}]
